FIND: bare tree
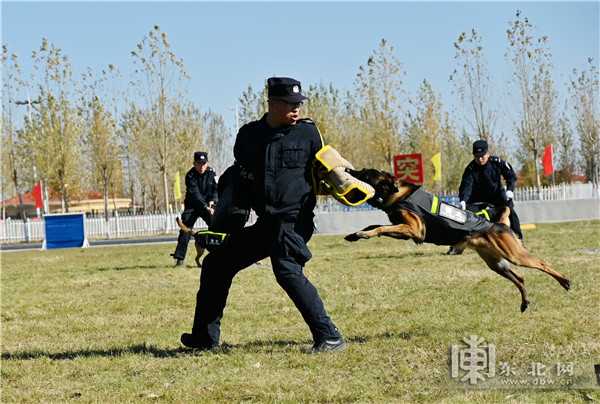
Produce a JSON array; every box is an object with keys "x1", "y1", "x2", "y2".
[
  {"x1": 203, "y1": 109, "x2": 234, "y2": 174},
  {"x1": 555, "y1": 112, "x2": 576, "y2": 184},
  {"x1": 121, "y1": 103, "x2": 155, "y2": 212},
  {"x1": 237, "y1": 82, "x2": 267, "y2": 126},
  {"x1": 506, "y1": 11, "x2": 559, "y2": 191},
  {"x1": 450, "y1": 28, "x2": 501, "y2": 149},
  {"x1": 27, "y1": 39, "x2": 84, "y2": 212},
  {"x1": 403, "y1": 79, "x2": 460, "y2": 190},
  {"x1": 130, "y1": 25, "x2": 191, "y2": 212},
  {"x1": 354, "y1": 39, "x2": 407, "y2": 172},
  {"x1": 1, "y1": 47, "x2": 31, "y2": 220},
  {"x1": 80, "y1": 67, "x2": 124, "y2": 234},
  {"x1": 569, "y1": 58, "x2": 599, "y2": 188}
]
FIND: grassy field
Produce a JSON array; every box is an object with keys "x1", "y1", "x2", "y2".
[{"x1": 1, "y1": 220, "x2": 599, "y2": 403}]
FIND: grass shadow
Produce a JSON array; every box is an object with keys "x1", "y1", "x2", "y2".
[
  {"x1": 95, "y1": 265, "x2": 166, "y2": 271},
  {"x1": 347, "y1": 331, "x2": 414, "y2": 344},
  {"x1": 1, "y1": 343, "x2": 187, "y2": 360},
  {"x1": 1, "y1": 332, "x2": 417, "y2": 360},
  {"x1": 352, "y1": 251, "x2": 431, "y2": 260}
]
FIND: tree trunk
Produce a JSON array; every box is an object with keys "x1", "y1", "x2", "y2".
[
  {"x1": 103, "y1": 167, "x2": 111, "y2": 239},
  {"x1": 162, "y1": 168, "x2": 169, "y2": 214},
  {"x1": 13, "y1": 169, "x2": 26, "y2": 220}
]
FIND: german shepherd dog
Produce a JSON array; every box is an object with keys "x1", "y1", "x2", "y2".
[
  {"x1": 175, "y1": 163, "x2": 253, "y2": 267},
  {"x1": 175, "y1": 218, "x2": 216, "y2": 267},
  {"x1": 343, "y1": 168, "x2": 571, "y2": 312}
]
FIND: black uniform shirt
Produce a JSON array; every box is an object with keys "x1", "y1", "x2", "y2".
[
  {"x1": 233, "y1": 115, "x2": 325, "y2": 220},
  {"x1": 184, "y1": 166, "x2": 218, "y2": 210},
  {"x1": 459, "y1": 156, "x2": 517, "y2": 206}
]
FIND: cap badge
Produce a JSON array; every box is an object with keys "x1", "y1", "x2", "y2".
[{"x1": 292, "y1": 85, "x2": 300, "y2": 93}]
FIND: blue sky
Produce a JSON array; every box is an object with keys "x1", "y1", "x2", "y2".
[{"x1": 2, "y1": 1, "x2": 598, "y2": 135}]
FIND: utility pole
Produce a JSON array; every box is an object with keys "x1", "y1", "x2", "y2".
[{"x1": 230, "y1": 105, "x2": 239, "y2": 132}]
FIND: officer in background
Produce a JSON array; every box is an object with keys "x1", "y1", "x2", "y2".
[
  {"x1": 180, "y1": 77, "x2": 346, "y2": 353},
  {"x1": 171, "y1": 151, "x2": 218, "y2": 267},
  {"x1": 458, "y1": 140, "x2": 523, "y2": 240}
]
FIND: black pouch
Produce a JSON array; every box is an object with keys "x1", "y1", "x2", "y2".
[
  {"x1": 193, "y1": 231, "x2": 227, "y2": 252},
  {"x1": 281, "y1": 227, "x2": 313, "y2": 266}
]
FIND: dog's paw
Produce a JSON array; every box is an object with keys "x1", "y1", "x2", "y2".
[
  {"x1": 344, "y1": 233, "x2": 361, "y2": 242},
  {"x1": 345, "y1": 232, "x2": 369, "y2": 242}
]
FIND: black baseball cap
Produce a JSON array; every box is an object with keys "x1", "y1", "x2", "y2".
[
  {"x1": 194, "y1": 151, "x2": 208, "y2": 163},
  {"x1": 267, "y1": 77, "x2": 308, "y2": 103},
  {"x1": 472, "y1": 140, "x2": 488, "y2": 157}
]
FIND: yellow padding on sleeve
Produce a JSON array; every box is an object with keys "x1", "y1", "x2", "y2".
[
  {"x1": 321, "y1": 167, "x2": 375, "y2": 206},
  {"x1": 312, "y1": 146, "x2": 374, "y2": 205},
  {"x1": 314, "y1": 145, "x2": 353, "y2": 172}
]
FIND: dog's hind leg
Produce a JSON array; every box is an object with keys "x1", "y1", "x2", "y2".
[
  {"x1": 491, "y1": 232, "x2": 571, "y2": 291},
  {"x1": 194, "y1": 246, "x2": 205, "y2": 268},
  {"x1": 477, "y1": 249, "x2": 530, "y2": 312},
  {"x1": 498, "y1": 207, "x2": 511, "y2": 226}
]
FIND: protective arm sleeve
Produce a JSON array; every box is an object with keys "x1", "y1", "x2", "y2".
[{"x1": 312, "y1": 146, "x2": 375, "y2": 206}]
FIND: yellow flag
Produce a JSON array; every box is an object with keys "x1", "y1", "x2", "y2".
[
  {"x1": 174, "y1": 171, "x2": 181, "y2": 200},
  {"x1": 430, "y1": 153, "x2": 441, "y2": 181}
]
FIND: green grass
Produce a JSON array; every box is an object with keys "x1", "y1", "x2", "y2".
[{"x1": 2, "y1": 220, "x2": 599, "y2": 403}]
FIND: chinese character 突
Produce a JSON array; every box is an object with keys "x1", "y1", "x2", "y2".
[{"x1": 394, "y1": 154, "x2": 423, "y2": 184}]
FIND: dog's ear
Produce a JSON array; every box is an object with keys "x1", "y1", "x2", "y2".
[{"x1": 395, "y1": 178, "x2": 420, "y2": 198}]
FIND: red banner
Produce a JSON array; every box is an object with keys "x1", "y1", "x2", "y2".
[
  {"x1": 32, "y1": 181, "x2": 43, "y2": 209},
  {"x1": 393, "y1": 154, "x2": 423, "y2": 184},
  {"x1": 542, "y1": 144, "x2": 554, "y2": 175}
]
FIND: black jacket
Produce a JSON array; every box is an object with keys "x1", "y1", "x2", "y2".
[
  {"x1": 233, "y1": 115, "x2": 325, "y2": 220},
  {"x1": 184, "y1": 166, "x2": 218, "y2": 210},
  {"x1": 390, "y1": 189, "x2": 493, "y2": 246},
  {"x1": 459, "y1": 156, "x2": 517, "y2": 206}
]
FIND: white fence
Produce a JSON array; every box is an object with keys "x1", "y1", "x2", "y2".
[
  {"x1": 1, "y1": 182, "x2": 598, "y2": 244},
  {"x1": 1, "y1": 213, "x2": 192, "y2": 244},
  {"x1": 514, "y1": 182, "x2": 599, "y2": 201}
]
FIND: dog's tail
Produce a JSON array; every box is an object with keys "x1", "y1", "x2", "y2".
[{"x1": 176, "y1": 217, "x2": 196, "y2": 235}]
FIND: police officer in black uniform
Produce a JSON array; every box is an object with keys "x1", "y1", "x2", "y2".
[
  {"x1": 458, "y1": 140, "x2": 523, "y2": 240},
  {"x1": 171, "y1": 151, "x2": 218, "y2": 266},
  {"x1": 180, "y1": 77, "x2": 346, "y2": 353}
]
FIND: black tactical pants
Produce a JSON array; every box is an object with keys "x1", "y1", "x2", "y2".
[
  {"x1": 505, "y1": 199, "x2": 523, "y2": 239},
  {"x1": 173, "y1": 206, "x2": 213, "y2": 260},
  {"x1": 189, "y1": 216, "x2": 341, "y2": 346}
]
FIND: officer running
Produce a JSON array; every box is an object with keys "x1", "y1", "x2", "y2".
[{"x1": 180, "y1": 77, "x2": 346, "y2": 353}]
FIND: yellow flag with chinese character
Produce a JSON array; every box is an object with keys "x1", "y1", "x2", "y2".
[
  {"x1": 174, "y1": 171, "x2": 181, "y2": 200},
  {"x1": 430, "y1": 153, "x2": 441, "y2": 181}
]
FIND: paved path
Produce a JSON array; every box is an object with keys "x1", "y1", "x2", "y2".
[{"x1": 1, "y1": 236, "x2": 178, "y2": 252}]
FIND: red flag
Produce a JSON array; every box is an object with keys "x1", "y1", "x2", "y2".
[
  {"x1": 32, "y1": 181, "x2": 43, "y2": 209},
  {"x1": 542, "y1": 144, "x2": 554, "y2": 175}
]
